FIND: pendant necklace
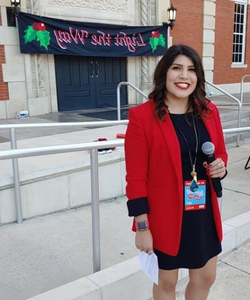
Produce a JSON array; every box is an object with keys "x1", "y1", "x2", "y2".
[{"x1": 170, "y1": 112, "x2": 199, "y2": 192}]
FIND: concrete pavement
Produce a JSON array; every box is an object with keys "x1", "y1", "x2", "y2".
[
  {"x1": 176, "y1": 241, "x2": 250, "y2": 300},
  {"x1": 0, "y1": 93, "x2": 249, "y2": 300}
]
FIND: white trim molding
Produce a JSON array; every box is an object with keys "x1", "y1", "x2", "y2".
[
  {"x1": 232, "y1": 0, "x2": 248, "y2": 64},
  {"x1": 231, "y1": 63, "x2": 248, "y2": 68},
  {"x1": 203, "y1": 0, "x2": 216, "y2": 83}
]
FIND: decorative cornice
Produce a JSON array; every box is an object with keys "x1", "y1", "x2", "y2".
[
  {"x1": 26, "y1": 0, "x2": 32, "y2": 13},
  {"x1": 140, "y1": 0, "x2": 158, "y2": 84},
  {"x1": 140, "y1": 0, "x2": 147, "y2": 26},
  {"x1": 150, "y1": 0, "x2": 156, "y2": 26},
  {"x1": 37, "y1": 54, "x2": 45, "y2": 92},
  {"x1": 48, "y1": 0, "x2": 129, "y2": 13},
  {"x1": 33, "y1": 0, "x2": 39, "y2": 14},
  {"x1": 31, "y1": 55, "x2": 38, "y2": 97},
  {"x1": 30, "y1": 54, "x2": 46, "y2": 98},
  {"x1": 26, "y1": 0, "x2": 39, "y2": 14}
]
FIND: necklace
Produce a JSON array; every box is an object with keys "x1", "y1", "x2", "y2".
[{"x1": 169, "y1": 112, "x2": 199, "y2": 192}]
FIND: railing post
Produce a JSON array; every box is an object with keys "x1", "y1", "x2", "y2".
[
  {"x1": 10, "y1": 128, "x2": 23, "y2": 224},
  {"x1": 117, "y1": 83, "x2": 121, "y2": 121},
  {"x1": 239, "y1": 75, "x2": 250, "y2": 146},
  {"x1": 117, "y1": 82, "x2": 148, "y2": 121},
  {"x1": 205, "y1": 80, "x2": 242, "y2": 147},
  {"x1": 90, "y1": 148, "x2": 101, "y2": 272},
  {"x1": 236, "y1": 105, "x2": 242, "y2": 147}
]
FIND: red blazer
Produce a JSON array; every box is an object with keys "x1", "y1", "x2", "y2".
[{"x1": 125, "y1": 99, "x2": 228, "y2": 256}]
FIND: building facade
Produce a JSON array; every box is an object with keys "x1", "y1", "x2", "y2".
[
  {"x1": 0, "y1": 0, "x2": 249, "y2": 119},
  {"x1": 171, "y1": 0, "x2": 250, "y2": 94}
]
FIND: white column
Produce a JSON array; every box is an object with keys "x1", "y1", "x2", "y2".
[{"x1": 203, "y1": 0, "x2": 216, "y2": 83}]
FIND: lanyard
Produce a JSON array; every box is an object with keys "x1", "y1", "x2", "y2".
[{"x1": 169, "y1": 112, "x2": 199, "y2": 192}]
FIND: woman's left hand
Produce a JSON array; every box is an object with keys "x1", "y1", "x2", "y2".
[{"x1": 203, "y1": 158, "x2": 226, "y2": 179}]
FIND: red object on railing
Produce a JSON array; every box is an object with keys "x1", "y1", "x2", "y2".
[{"x1": 116, "y1": 133, "x2": 125, "y2": 139}]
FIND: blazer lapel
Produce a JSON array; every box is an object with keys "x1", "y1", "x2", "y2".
[
  {"x1": 201, "y1": 114, "x2": 216, "y2": 145},
  {"x1": 157, "y1": 114, "x2": 183, "y2": 199}
]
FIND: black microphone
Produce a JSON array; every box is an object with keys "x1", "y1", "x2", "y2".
[{"x1": 201, "y1": 142, "x2": 223, "y2": 198}]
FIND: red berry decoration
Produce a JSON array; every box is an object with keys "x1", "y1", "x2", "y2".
[
  {"x1": 32, "y1": 22, "x2": 39, "y2": 31},
  {"x1": 149, "y1": 30, "x2": 166, "y2": 52},
  {"x1": 37, "y1": 23, "x2": 46, "y2": 31},
  {"x1": 151, "y1": 31, "x2": 160, "y2": 38},
  {"x1": 24, "y1": 22, "x2": 51, "y2": 50}
]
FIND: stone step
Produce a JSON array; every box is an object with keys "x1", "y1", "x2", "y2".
[
  {"x1": 222, "y1": 117, "x2": 250, "y2": 129},
  {"x1": 220, "y1": 110, "x2": 250, "y2": 123},
  {"x1": 221, "y1": 112, "x2": 250, "y2": 144},
  {"x1": 225, "y1": 131, "x2": 250, "y2": 144}
]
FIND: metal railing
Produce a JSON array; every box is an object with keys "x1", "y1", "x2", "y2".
[
  {"x1": 118, "y1": 81, "x2": 246, "y2": 147},
  {"x1": 116, "y1": 82, "x2": 147, "y2": 120},
  {"x1": 206, "y1": 80, "x2": 242, "y2": 146},
  {"x1": 0, "y1": 120, "x2": 128, "y2": 225},
  {"x1": 240, "y1": 75, "x2": 250, "y2": 107},
  {"x1": 0, "y1": 125, "x2": 249, "y2": 273}
]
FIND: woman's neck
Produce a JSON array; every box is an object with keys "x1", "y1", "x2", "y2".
[{"x1": 165, "y1": 98, "x2": 190, "y2": 114}]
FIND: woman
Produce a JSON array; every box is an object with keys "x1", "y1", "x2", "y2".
[{"x1": 125, "y1": 44, "x2": 228, "y2": 300}]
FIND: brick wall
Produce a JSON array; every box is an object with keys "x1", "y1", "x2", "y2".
[
  {"x1": 214, "y1": 1, "x2": 250, "y2": 84},
  {"x1": 0, "y1": 8, "x2": 9, "y2": 101},
  {"x1": 169, "y1": 0, "x2": 204, "y2": 57}
]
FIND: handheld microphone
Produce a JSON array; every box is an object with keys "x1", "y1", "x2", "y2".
[{"x1": 201, "y1": 141, "x2": 223, "y2": 198}]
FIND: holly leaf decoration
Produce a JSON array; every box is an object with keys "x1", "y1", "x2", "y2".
[
  {"x1": 23, "y1": 24, "x2": 51, "y2": 50},
  {"x1": 36, "y1": 30, "x2": 51, "y2": 50},
  {"x1": 149, "y1": 34, "x2": 166, "y2": 52},
  {"x1": 149, "y1": 37, "x2": 159, "y2": 52},
  {"x1": 24, "y1": 25, "x2": 37, "y2": 43},
  {"x1": 158, "y1": 34, "x2": 166, "y2": 48}
]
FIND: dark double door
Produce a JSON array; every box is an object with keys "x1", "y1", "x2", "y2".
[{"x1": 55, "y1": 55, "x2": 127, "y2": 111}]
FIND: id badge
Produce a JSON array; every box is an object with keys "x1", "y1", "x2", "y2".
[{"x1": 184, "y1": 180, "x2": 206, "y2": 211}]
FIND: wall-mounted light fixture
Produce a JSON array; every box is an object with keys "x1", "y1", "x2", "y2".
[
  {"x1": 7, "y1": 0, "x2": 21, "y2": 26},
  {"x1": 10, "y1": 0, "x2": 21, "y2": 7},
  {"x1": 167, "y1": 4, "x2": 177, "y2": 29},
  {"x1": 10, "y1": 0, "x2": 21, "y2": 13}
]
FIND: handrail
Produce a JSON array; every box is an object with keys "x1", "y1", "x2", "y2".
[
  {"x1": 117, "y1": 81, "x2": 244, "y2": 146},
  {"x1": 205, "y1": 80, "x2": 242, "y2": 146},
  {"x1": 0, "y1": 120, "x2": 128, "y2": 227},
  {"x1": 0, "y1": 126, "x2": 249, "y2": 273},
  {"x1": 117, "y1": 82, "x2": 147, "y2": 120},
  {"x1": 0, "y1": 127, "x2": 249, "y2": 161},
  {"x1": 0, "y1": 140, "x2": 124, "y2": 160},
  {"x1": 240, "y1": 75, "x2": 250, "y2": 105},
  {"x1": 0, "y1": 138, "x2": 123, "y2": 274},
  {"x1": 0, "y1": 120, "x2": 128, "y2": 130},
  {"x1": 223, "y1": 127, "x2": 250, "y2": 134},
  {"x1": 206, "y1": 80, "x2": 242, "y2": 105}
]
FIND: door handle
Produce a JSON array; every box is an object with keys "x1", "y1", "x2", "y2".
[
  {"x1": 95, "y1": 61, "x2": 99, "y2": 78},
  {"x1": 90, "y1": 61, "x2": 94, "y2": 78}
]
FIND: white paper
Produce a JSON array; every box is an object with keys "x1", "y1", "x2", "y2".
[{"x1": 138, "y1": 252, "x2": 159, "y2": 285}]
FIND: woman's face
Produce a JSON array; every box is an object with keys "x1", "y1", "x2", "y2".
[{"x1": 165, "y1": 54, "x2": 198, "y2": 103}]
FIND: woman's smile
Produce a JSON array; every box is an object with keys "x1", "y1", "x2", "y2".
[{"x1": 175, "y1": 82, "x2": 190, "y2": 90}]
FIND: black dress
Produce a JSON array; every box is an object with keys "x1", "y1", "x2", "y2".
[{"x1": 154, "y1": 112, "x2": 222, "y2": 270}]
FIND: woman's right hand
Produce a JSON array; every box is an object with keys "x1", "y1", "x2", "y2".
[{"x1": 135, "y1": 229, "x2": 153, "y2": 255}]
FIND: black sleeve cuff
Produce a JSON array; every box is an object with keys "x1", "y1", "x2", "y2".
[
  {"x1": 220, "y1": 169, "x2": 228, "y2": 180},
  {"x1": 127, "y1": 197, "x2": 149, "y2": 217}
]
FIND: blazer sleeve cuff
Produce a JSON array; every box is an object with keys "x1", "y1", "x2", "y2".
[
  {"x1": 220, "y1": 169, "x2": 228, "y2": 180},
  {"x1": 127, "y1": 197, "x2": 149, "y2": 217}
]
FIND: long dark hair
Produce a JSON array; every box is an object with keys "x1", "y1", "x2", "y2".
[{"x1": 148, "y1": 44, "x2": 211, "y2": 120}]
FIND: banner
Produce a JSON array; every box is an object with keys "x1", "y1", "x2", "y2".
[{"x1": 17, "y1": 12, "x2": 168, "y2": 57}]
